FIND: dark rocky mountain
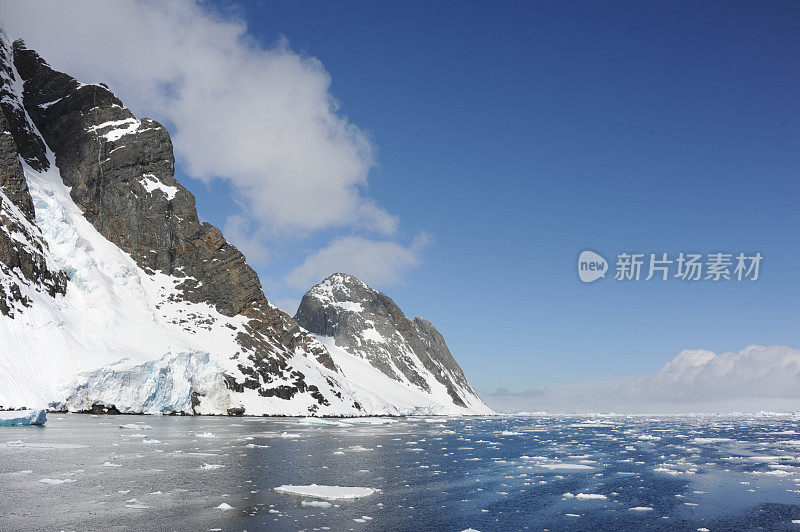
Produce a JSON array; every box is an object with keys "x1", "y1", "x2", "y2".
[
  {"x1": 295, "y1": 273, "x2": 490, "y2": 412},
  {"x1": 0, "y1": 32, "x2": 489, "y2": 416},
  {"x1": 0, "y1": 41, "x2": 65, "y2": 317},
  {"x1": 1, "y1": 35, "x2": 342, "y2": 412}
]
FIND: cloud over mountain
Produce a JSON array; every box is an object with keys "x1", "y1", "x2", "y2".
[
  {"x1": 286, "y1": 232, "x2": 432, "y2": 290},
  {"x1": 3, "y1": 0, "x2": 419, "y2": 284}
]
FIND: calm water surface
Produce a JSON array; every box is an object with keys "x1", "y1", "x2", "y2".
[{"x1": 3, "y1": 414, "x2": 800, "y2": 531}]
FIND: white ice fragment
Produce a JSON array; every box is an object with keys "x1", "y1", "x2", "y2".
[
  {"x1": 274, "y1": 484, "x2": 379, "y2": 500},
  {"x1": 40, "y1": 478, "x2": 76, "y2": 485},
  {"x1": 302, "y1": 500, "x2": 332, "y2": 508},
  {"x1": 576, "y1": 493, "x2": 607, "y2": 500}
]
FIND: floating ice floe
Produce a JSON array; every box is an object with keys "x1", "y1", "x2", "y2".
[
  {"x1": 653, "y1": 467, "x2": 683, "y2": 475},
  {"x1": 346, "y1": 445, "x2": 373, "y2": 452},
  {"x1": 750, "y1": 469, "x2": 794, "y2": 476},
  {"x1": 563, "y1": 492, "x2": 607, "y2": 500},
  {"x1": 532, "y1": 461, "x2": 594, "y2": 471},
  {"x1": 201, "y1": 463, "x2": 225, "y2": 470},
  {"x1": 0, "y1": 410, "x2": 46, "y2": 426},
  {"x1": 297, "y1": 418, "x2": 351, "y2": 427},
  {"x1": 691, "y1": 437, "x2": 732, "y2": 444},
  {"x1": 196, "y1": 432, "x2": 216, "y2": 439},
  {"x1": 216, "y1": 503, "x2": 234, "y2": 511},
  {"x1": 629, "y1": 506, "x2": 654, "y2": 511},
  {"x1": 274, "y1": 484, "x2": 379, "y2": 500},
  {"x1": 119, "y1": 424, "x2": 152, "y2": 430},
  {"x1": 302, "y1": 500, "x2": 332, "y2": 508},
  {"x1": 346, "y1": 418, "x2": 397, "y2": 425},
  {"x1": 40, "y1": 478, "x2": 76, "y2": 485}
]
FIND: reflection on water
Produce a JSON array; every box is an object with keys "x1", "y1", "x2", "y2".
[{"x1": 2, "y1": 414, "x2": 800, "y2": 530}]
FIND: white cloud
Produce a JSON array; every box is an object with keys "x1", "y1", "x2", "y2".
[
  {"x1": 285, "y1": 232, "x2": 432, "y2": 290},
  {"x1": 623, "y1": 345, "x2": 800, "y2": 403},
  {"x1": 222, "y1": 215, "x2": 269, "y2": 266},
  {"x1": 482, "y1": 345, "x2": 800, "y2": 414},
  {"x1": 2, "y1": 0, "x2": 396, "y2": 238}
]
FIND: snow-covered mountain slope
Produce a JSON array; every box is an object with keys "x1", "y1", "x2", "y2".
[
  {"x1": 295, "y1": 274, "x2": 493, "y2": 415},
  {"x1": 0, "y1": 33, "x2": 489, "y2": 416},
  {"x1": 0, "y1": 39, "x2": 65, "y2": 318}
]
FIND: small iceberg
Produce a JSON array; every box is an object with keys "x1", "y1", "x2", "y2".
[
  {"x1": 274, "y1": 484, "x2": 379, "y2": 500},
  {"x1": 0, "y1": 410, "x2": 47, "y2": 427}
]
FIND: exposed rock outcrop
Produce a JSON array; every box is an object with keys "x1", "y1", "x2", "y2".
[
  {"x1": 0, "y1": 39, "x2": 66, "y2": 316},
  {"x1": 296, "y1": 273, "x2": 490, "y2": 412}
]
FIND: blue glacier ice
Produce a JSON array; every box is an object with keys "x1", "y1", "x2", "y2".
[{"x1": 0, "y1": 409, "x2": 47, "y2": 426}]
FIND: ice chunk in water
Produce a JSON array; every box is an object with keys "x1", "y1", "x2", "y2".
[
  {"x1": 0, "y1": 410, "x2": 46, "y2": 426},
  {"x1": 39, "y1": 478, "x2": 76, "y2": 485},
  {"x1": 274, "y1": 484, "x2": 379, "y2": 500}
]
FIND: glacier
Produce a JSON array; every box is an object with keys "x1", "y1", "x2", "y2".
[{"x1": 0, "y1": 409, "x2": 46, "y2": 426}]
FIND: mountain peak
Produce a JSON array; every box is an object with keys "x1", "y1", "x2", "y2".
[
  {"x1": 319, "y1": 272, "x2": 371, "y2": 292},
  {"x1": 295, "y1": 274, "x2": 492, "y2": 414}
]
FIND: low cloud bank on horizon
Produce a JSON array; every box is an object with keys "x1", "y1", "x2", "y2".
[
  {"x1": 2, "y1": 0, "x2": 425, "y2": 289},
  {"x1": 483, "y1": 345, "x2": 800, "y2": 414}
]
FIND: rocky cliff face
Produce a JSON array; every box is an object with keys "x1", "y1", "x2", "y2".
[
  {"x1": 295, "y1": 273, "x2": 491, "y2": 413},
  {"x1": 0, "y1": 33, "x2": 489, "y2": 416},
  {"x1": 0, "y1": 34, "x2": 345, "y2": 414},
  {"x1": 0, "y1": 40, "x2": 65, "y2": 317}
]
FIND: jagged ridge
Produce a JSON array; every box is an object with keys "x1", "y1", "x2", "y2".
[{"x1": 295, "y1": 273, "x2": 492, "y2": 414}]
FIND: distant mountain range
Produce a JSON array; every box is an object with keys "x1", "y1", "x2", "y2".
[{"x1": 0, "y1": 32, "x2": 491, "y2": 416}]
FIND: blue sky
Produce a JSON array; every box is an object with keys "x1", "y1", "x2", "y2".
[
  {"x1": 10, "y1": 1, "x2": 798, "y2": 398},
  {"x1": 183, "y1": 1, "x2": 799, "y2": 393}
]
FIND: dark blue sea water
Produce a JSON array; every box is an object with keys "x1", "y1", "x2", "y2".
[{"x1": 3, "y1": 414, "x2": 800, "y2": 531}]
